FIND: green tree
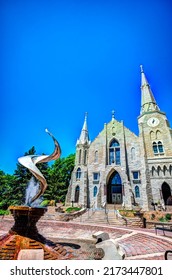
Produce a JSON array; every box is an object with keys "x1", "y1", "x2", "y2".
[
  {"x1": 44, "y1": 154, "x2": 75, "y2": 203},
  {"x1": 0, "y1": 170, "x2": 16, "y2": 209}
]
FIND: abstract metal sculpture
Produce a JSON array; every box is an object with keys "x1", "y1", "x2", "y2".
[
  {"x1": 0, "y1": 130, "x2": 100, "y2": 260},
  {"x1": 18, "y1": 129, "x2": 61, "y2": 204}
]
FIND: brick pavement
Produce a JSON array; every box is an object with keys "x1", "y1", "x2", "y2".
[
  {"x1": 1, "y1": 217, "x2": 172, "y2": 260},
  {"x1": 117, "y1": 232, "x2": 172, "y2": 259}
]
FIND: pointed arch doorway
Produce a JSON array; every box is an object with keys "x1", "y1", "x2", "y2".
[
  {"x1": 162, "y1": 182, "x2": 171, "y2": 205},
  {"x1": 75, "y1": 186, "x2": 80, "y2": 203},
  {"x1": 107, "y1": 171, "x2": 122, "y2": 204}
]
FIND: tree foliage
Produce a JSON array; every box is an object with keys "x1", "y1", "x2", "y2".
[
  {"x1": 0, "y1": 170, "x2": 16, "y2": 209},
  {"x1": 44, "y1": 154, "x2": 75, "y2": 203}
]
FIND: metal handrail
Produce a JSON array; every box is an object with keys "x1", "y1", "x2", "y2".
[
  {"x1": 101, "y1": 202, "x2": 109, "y2": 224},
  {"x1": 87, "y1": 201, "x2": 96, "y2": 218},
  {"x1": 115, "y1": 209, "x2": 127, "y2": 226},
  {"x1": 105, "y1": 209, "x2": 109, "y2": 224}
]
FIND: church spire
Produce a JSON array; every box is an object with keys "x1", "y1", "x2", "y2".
[
  {"x1": 140, "y1": 65, "x2": 160, "y2": 115},
  {"x1": 77, "y1": 112, "x2": 90, "y2": 145}
]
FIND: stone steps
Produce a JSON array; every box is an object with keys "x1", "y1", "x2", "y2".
[
  {"x1": 106, "y1": 204, "x2": 122, "y2": 210},
  {"x1": 70, "y1": 209, "x2": 125, "y2": 226},
  {"x1": 40, "y1": 205, "x2": 143, "y2": 228},
  {"x1": 70, "y1": 206, "x2": 144, "y2": 228}
]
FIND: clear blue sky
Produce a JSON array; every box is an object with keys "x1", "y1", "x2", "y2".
[{"x1": 1, "y1": 0, "x2": 172, "y2": 174}]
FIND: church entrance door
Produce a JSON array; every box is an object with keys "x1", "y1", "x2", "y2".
[
  {"x1": 107, "y1": 171, "x2": 122, "y2": 204},
  {"x1": 162, "y1": 182, "x2": 171, "y2": 205},
  {"x1": 75, "y1": 186, "x2": 80, "y2": 203}
]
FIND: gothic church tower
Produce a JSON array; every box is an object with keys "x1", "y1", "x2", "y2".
[
  {"x1": 138, "y1": 66, "x2": 172, "y2": 207},
  {"x1": 66, "y1": 113, "x2": 90, "y2": 206}
]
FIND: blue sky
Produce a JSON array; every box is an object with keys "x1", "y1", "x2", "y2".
[{"x1": 1, "y1": 0, "x2": 172, "y2": 174}]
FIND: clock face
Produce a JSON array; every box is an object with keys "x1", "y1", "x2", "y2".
[{"x1": 147, "y1": 117, "x2": 159, "y2": 127}]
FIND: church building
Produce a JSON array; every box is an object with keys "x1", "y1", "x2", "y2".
[{"x1": 66, "y1": 67, "x2": 172, "y2": 210}]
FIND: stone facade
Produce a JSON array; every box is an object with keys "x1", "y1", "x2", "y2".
[{"x1": 66, "y1": 68, "x2": 172, "y2": 210}]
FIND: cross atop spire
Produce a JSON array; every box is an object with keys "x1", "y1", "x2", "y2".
[
  {"x1": 112, "y1": 110, "x2": 115, "y2": 120},
  {"x1": 140, "y1": 64, "x2": 144, "y2": 73},
  {"x1": 140, "y1": 65, "x2": 160, "y2": 115}
]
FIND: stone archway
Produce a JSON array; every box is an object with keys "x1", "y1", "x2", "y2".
[
  {"x1": 162, "y1": 182, "x2": 171, "y2": 205},
  {"x1": 107, "y1": 171, "x2": 122, "y2": 204}
]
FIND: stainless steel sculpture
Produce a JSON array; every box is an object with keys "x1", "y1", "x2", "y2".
[{"x1": 18, "y1": 129, "x2": 61, "y2": 204}]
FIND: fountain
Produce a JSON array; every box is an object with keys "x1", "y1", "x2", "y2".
[{"x1": 0, "y1": 130, "x2": 99, "y2": 260}]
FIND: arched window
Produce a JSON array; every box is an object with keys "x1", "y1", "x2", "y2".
[
  {"x1": 158, "y1": 141, "x2": 164, "y2": 153},
  {"x1": 152, "y1": 141, "x2": 164, "y2": 154},
  {"x1": 109, "y1": 139, "x2": 120, "y2": 165},
  {"x1": 153, "y1": 142, "x2": 158, "y2": 154},
  {"x1": 135, "y1": 186, "x2": 140, "y2": 198},
  {"x1": 93, "y1": 186, "x2": 98, "y2": 197},
  {"x1": 111, "y1": 172, "x2": 122, "y2": 184},
  {"x1": 76, "y1": 168, "x2": 81, "y2": 180},
  {"x1": 78, "y1": 149, "x2": 82, "y2": 164},
  {"x1": 94, "y1": 151, "x2": 98, "y2": 163},
  {"x1": 84, "y1": 150, "x2": 87, "y2": 165}
]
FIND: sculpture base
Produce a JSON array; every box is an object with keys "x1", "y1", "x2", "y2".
[
  {"x1": 9, "y1": 206, "x2": 46, "y2": 240},
  {"x1": 0, "y1": 206, "x2": 73, "y2": 260}
]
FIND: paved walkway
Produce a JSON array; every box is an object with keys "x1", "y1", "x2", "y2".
[{"x1": 1, "y1": 217, "x2": 172, "y2": 260}]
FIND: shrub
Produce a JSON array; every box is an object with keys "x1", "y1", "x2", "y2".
[
  {"x1": 0, "y1": 209, "x2": 10, "y2": 215},
  {"x1": 65, "y1": 207, "x2": 81, "y2": 213},
  {"x1": 40, "y1": 200, "x2": 50, "y2": 207},
  {"x1": 159, "y1": 217, "x2": 167, "y2": 222},
  {"x1": 165, "y1": 213, "x2": 171, "y2": 221}
]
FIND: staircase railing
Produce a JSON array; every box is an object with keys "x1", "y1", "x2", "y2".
[
  {"x1": 114, "y1": 209, "x2": 127, "y2": 226},
  {"x1": 78, "y1": 204, "x2": 87, "y2": 222},
  {"x1": 101, "y1": 202, "x2": 109, "y2": 224},
  {"x1": 87, "y1": 201, "x2": 96, "y2": 219}
]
